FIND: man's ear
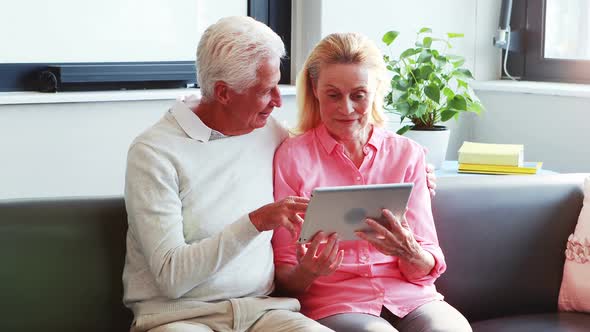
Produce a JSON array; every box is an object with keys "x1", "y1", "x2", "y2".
[{"x1": 213, "y1": 81, "x2": 231, "y2": 105}]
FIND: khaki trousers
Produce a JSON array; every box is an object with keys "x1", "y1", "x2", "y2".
[{"x1": 131, "y1": 296, "x2": 333, "y2": 332}]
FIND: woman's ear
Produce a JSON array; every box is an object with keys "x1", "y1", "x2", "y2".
[
  {"x1": 311, "y1": 78, "x2": 318, "y2": 99},
  {"x1": 213, "y1": 81, "x2": 231, "y2": 105}
]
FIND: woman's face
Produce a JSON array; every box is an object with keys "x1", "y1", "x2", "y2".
[{"x1": 313, "y1": 63, "x2": 376, "y2": 141}]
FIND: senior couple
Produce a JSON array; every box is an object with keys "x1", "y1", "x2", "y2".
[{"x1": 123, "y1": 16, "x2": 471, "y2": 332}]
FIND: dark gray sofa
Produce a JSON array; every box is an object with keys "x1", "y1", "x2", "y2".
[
  {"x1": 1, "y1": 174, "x2": 589, "y2": 331},
  {"x1": 434, "y1": 173, "x2": 590, "y2": 331}
]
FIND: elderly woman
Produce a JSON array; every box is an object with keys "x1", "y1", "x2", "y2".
[{"x1": 271, "y1": 33, "x2": 471, "y2": 332}]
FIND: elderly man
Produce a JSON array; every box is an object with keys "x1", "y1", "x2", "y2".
[{"x1": 122, "y1": 16, "x2": 331, "y2": 332}]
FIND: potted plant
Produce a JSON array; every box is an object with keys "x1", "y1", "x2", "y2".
[{"x1": 382, "y1": 28, "x2": 484, "y2": 169}]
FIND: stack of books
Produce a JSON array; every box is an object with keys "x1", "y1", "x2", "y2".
[{"x1": 457, "y1": 141, "x2": 543, "y2": 175}]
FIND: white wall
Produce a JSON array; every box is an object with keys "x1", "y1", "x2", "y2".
[
  {"x1": 0, "y1": 0, "x2": 246, "y2": 63},
  {"x1": 3, "y1": 0, "x2": 588, "y2": 200},
  {"x1": 470, "y1": 90, "x2": 590, "y2": 173},
  {"x1": 292, "y1": 0, "x2": 501, "y2": 81},
  {"x1": 0, "y1": 95, "x2": 298, "y2": 200},
  {"x1": 291, "y1": 0, "x2": 502, "y2": 160}
]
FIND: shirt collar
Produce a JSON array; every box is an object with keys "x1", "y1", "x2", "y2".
[
  {"x1": 169, "y1": 97, "x2": 212, "y2": 142},
  {"x1": 315, "y1": 124, "x2": 339, "y2": 154},
  {"x1": 315, "y1": 123, "x2": 384, "y2": 154}
]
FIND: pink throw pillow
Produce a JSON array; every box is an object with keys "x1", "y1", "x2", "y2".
[{"x1": 558, "y1": 176, "x2": 590, "y2": 312}]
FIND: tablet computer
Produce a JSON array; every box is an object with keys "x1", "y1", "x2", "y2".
[{"x1": 298, "y1": 183, "x2": 414, "y2": 243}]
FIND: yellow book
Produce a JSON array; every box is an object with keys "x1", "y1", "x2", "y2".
[
  {"x1": 458, "y1": 141, "x2": 524, "y2": 166},
  {"x1": 458, "y1": 162, "x2": 543, "y2": 175}
]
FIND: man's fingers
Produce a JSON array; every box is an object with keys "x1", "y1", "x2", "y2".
[
  {"x1": 289, "y1": 214, "x2": 304, "y2": 227},
  {"x1": 288, "y1": 202, "x2": 309, "y2": 213},
  {"x1": 280, "y1": 219, "x2": 297, "y2": 240},
  {"x1": 286, "y1": 196, "x2": 311, "y2": 203}
]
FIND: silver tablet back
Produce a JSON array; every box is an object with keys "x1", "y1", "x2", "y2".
[{"x1": 298, "y1": 183, "x2": 414, "y2": 243}]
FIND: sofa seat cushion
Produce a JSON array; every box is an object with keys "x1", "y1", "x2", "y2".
[{"x1": 471, "y1": 312, "x2": 590, "y2": 332}]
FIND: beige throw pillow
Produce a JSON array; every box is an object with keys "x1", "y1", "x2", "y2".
[{"x1": 558, "y1": 176, "x2": 590, "y2": 312}]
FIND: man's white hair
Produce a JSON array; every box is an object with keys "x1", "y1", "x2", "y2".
[{"x1": 197, "y1": 16, "x2": 286, "y2": 101}]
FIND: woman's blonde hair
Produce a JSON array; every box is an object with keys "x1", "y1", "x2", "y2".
[{"x1": 296, "y1": 32, "x2": 387, "y2": 133}]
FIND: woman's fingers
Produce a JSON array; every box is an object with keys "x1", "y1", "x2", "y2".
[
  {"x1": 304, "y1": 231, "x2": 326, "y2": 260},
  {"x1": 381, "y1": 209, "x2": 402, "y2": 232},
  {"x1": 324, "y1": 235, "x2": 340, "y2": 264},
  {"x1": 399, "y1": 212, "x2": 411, "y2": 231},
  {"x1": 317, "y1": 233, "x2": 338, "y2": 262},
  {"x1": 329, "y1": 250, "x2": 344, "y2": 271},
  {"x1": 365, "y1": 218, "x2": 396, "y2": 241},
  {"x1": 354, "y1": 229, "x2": 377, "y2": 243},
  {"x1": 296, "y1": 243, "x2": 308, "y2": 262}
]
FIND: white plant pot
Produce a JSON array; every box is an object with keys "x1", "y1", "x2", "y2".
[{"x1": 403, "y1": 126, "x2": 450, "y2": 169}]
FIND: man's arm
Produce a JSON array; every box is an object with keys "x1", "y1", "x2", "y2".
[{"x1": 125, "y1": 143, "x2": 263, "y2": 299}]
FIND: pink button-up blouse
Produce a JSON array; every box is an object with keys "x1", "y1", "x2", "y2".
[{"x1": 271, "y1": 124, "x2": 446, "y2": 320}]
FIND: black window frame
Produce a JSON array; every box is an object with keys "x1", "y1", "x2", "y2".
[
  {"x1": 248, "y1": 0, "x2": 292, "y2": 85},
  {"x1": 507, "y1": 0, "x2": 590, "y2": 84}
]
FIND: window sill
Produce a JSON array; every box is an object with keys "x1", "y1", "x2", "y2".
[
  {"x1": 0, "y1": 85, "x2": 297, "y2": 105},
  {"x1": 472, "y1": 80, "x2": 590, "y2": 99}
]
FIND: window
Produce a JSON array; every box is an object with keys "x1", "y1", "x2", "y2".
[
  {"x1": 248, "y1": 0, "x2": 292, "y2": 84},
  {"x1": 507, "y1": 0, "x2": 590, "y2": 83},
  {"x1": 0, "y1": 1, "x2": 287, "y2": 92}
]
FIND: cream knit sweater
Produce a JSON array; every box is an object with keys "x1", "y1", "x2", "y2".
[{"x1": 122, "y1": 99, "x2": 288, "y2": 316}]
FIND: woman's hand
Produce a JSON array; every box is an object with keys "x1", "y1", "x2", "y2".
[
  {"x1": 355, "y1": 209, "x2": 435, "y2": 280},
  {"x1": 426, "y1": 163, "x2": 437, "y2": 197},
  {"x1": 274, "y1": 232, "x2": 344, "y2": 295},
  {"x1": 296, "y1": 231, "x2": 344, "y2": 279},
  {"x1": 355, "y1": 209, "x2": 421, "y2": 260}
]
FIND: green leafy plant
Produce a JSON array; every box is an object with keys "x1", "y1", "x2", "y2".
[{"x1": 382, "y1": 28, "x2": 484, "y2": 135}]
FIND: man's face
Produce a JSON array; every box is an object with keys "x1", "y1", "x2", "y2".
[{"x1": 227, "y1": 57, "x2": 282, "y2": 132}]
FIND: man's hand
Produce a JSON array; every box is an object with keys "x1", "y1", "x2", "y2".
[
  {"x1": 249, "y1": 196, "x2": 309, "y2": 239},
  {"x1": 296, "y1": 232, "x2": 343, "y2": 279},
  {"x1": 426, "y1": 163, "x2": 437, "y2": 197}
]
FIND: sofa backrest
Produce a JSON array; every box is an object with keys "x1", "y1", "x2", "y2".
[
  {"x1": 2, "y1": 174, "x2": 586, "y2": 330},
  {"x1": 0, "y1": 197, "x2": 132, "y2": 332},
  {"x1": 433, "y1": 173, "x2": 587, "y2": 322}
]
